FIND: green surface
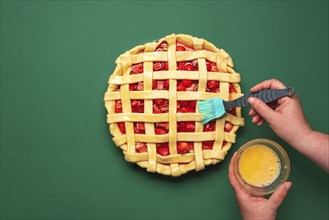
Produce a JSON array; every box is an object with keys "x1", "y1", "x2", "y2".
[{"x1": 1, "y1": 1, "x2": 328, "y2": 220}]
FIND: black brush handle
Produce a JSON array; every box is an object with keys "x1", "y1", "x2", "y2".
[{"x1": 223, "y1": 87, "x2": 295, "y2": 110}]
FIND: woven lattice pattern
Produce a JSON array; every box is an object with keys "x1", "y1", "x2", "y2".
[{"x1": 104, "y1": 34, "x2": 244, "y2": 176}]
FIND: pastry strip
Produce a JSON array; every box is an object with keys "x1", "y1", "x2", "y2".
[
  {"x1": 166, "y1": 34, "x2": 181, "y2": 176},
  {"x1": 119, "y1": 52, "x2": 135, "y2": 153},
  {"x1": 143, "y1": 46, "x2": 157, "y2": 172},
  {"x1": 105, "y1": 91, "x2": 243, "y2": 101}
]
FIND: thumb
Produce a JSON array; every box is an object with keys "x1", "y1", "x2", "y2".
[
  {"x1": 248, "y1": 97, "x2": 277, "y2": 123},
  {"x1": 268, "y1": 182, "x2": 292, "y2": 209}
]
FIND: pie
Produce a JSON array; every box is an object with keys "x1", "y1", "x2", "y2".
[{"x1": 104, "y1": 34, "x2": 244, "y2": 176}]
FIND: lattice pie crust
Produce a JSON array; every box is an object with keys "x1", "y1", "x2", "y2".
[{"x1": 104, "y1": 34, "x2": 244, "y2": 176}]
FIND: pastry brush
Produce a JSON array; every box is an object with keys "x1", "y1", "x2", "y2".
[{"x1": 198, "y1": 87, "x2": 295, "y2": 125}]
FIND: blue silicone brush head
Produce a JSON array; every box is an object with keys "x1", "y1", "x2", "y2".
[{"x1": 198, "y1": 98, "x2": 225, "y2": 125}]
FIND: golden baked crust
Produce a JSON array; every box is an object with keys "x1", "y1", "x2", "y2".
[{"x1": 104, "y1": 34, "x2": 244, "y2": 176}]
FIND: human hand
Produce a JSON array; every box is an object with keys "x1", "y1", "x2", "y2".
[
  {"x1": 248, "y1": 79, "x2": 312, "y2": 148},
  {"x1": 228, "y1": 152, "x2": 292, "y2": 220}
]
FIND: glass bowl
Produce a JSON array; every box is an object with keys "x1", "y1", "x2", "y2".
[{"x1": 233, "y1": 138, "x2": 290, "y2": 196}]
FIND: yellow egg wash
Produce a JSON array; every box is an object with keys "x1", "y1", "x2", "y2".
[{"x1": 238, "y1": 144, "x2": 280, "y2": 187}]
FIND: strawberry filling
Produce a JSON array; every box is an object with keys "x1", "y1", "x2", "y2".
[
  {"x1": 134, "y1": 122, "x2": 145, "y2": 134},
  {"x1": 177, "y1": 142, "x2": 194, "y2": 154},
  {"x1": 136, "y1": 142, "x2": 147, "y2": 153},
  {"x1": 177, "y1": 121, "x2": 195, "y2": 132},
  {"x1": 114, "y1": 41, "x2": 237, "y2": 154},
  {"x1": 115, "y1": 100, "x2": 123, "y2": 113},
  {"x1": 206, "y1": 60, "x2": 220, "y2": 72},
  {"x1": 177, "y1": 100, "x2": 196, "y2": 113},
  {"x1": 153, "y1": 99, "x2": 169, "y2": 114},
  {"x1": 130, "y1": 63, "x2": 143, "y2": 74},
  {"x1": 131, "y1": 99, "x2": 144, "y2": 113},
  {"x1": 156, "y1": 143, "x2": 170, "y2": 156}
]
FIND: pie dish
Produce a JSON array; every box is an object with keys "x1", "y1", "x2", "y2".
[{"x1": 104, "y1": 34, "x2": 244, "y2": 176}]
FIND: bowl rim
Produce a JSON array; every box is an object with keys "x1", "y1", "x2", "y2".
[{"x1": 233, "y1": 138, "x2": 290, "y2": 196}]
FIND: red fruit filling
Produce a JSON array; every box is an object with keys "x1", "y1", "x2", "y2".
[
  {"x1": 177, "y1": 61, "x2": 198, "y2": 71},
  {"x1": 153, "y1": 99, "x2": 169, "y2": 114},
  {"x1": 229, "y1": 83, "x2": 237, "y2": 93},
  {"x1": 224, "y1": 122, "x2": 234, "y2": 132},
  {"x1": 177, "y1": 100, "x2": 196, "y2": 113},
  {"x1": 130, "y1": 63, "x2": 143, "y2": 74},
  {"x1": 134, "y1": 122, "x2": 145, "y2": 134},
  {"x1": 202, "y1": 141, "x2": 214, "y2": 150},
  {"x1": 114, "y1": 42, "x2": 238, "y2": 154},
  {"x1": 177, "y1": 142, "x2": 193, "y2": 154},
  {"x1": 153, "y1": 61, "x2": 169, "y2": 71},
  {"x1": 152, "y1": 79, "x2": 169, "y2": 90},
  {"x1": 131, "y1": 99, "x2": 144, "y2": 113},
  {"x1": 136, "y1": 142, "x2": 147, "y2": 153},
  {"x1": 129, "y1": 82, "x2": 144, "y2": 91},
  {"x1": 156, "y1": 141, "x2": 194, "y2": 155},
  {"x1": 177, "y1": 80, "x2": 198, "y2": 92},
  {"x1": 177, "y1": 121, "x2": 195, "y2": 132},
  {"x1": 117, "y1": 122, "x2": 126, "y2": 134},
  {"x1": 203, "y1": 121, "x2": 216, "y2": 132},
  {"x1": 155, "y1": 122, "x2": 169, "y2": 130},
  {"x1": 155, "y1": 127, "x2": 168, "y2": 135},
  {"x1": 115, "y1": 100, "x2": 123, "y2": 113},
  {"x1": 156, "y1": 143, "x2": 170, "y2": 156},
  {"x1": 206, "y1": 60, "x2": 220, "y2": 72}
]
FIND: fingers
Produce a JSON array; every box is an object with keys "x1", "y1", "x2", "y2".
[
  {"x1": 228, "y1": 152, "x2": 238, "y2": 187},
  {"x1": 257, "y1": 118, "x2": 265, "y2": 126},
  {"x1": 268, "y1": 182, "x2": 292, "y2": 209},
  {"x1": 248, "y1": 97, "x2": 276, "y2": 124},
  {"x1": 250, "y1": 79, "x2": 287, "y2": 93},
  {"x1": 253, "y1": 115, "x2": 265, "y2": 126},
  {"x1": 249, "y1": 108, "x2": 257, "y2": 116},
  {"x1": 251, "y1": 114, "x2": 262, "y2": 124},
  {"x1": 228, "y1": 152, "x2": 245, "y2": 194},
  {"x1": 249, "y1": 110, "x2": 265, "y2": 126}
]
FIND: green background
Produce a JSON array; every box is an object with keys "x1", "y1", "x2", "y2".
[{"x1": 1, "y1": 1, "x2": 328, "y2": 219}]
